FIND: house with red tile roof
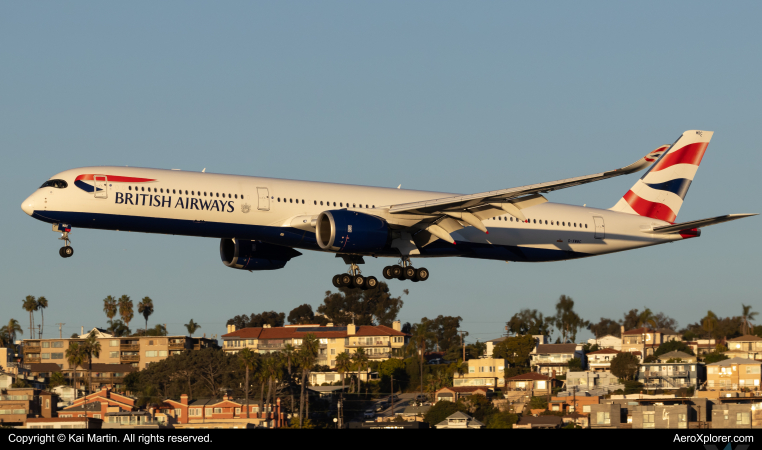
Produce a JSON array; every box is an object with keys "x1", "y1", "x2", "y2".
[{"x1": 221, "y1": 321, "x2": 409, "y2": 369}]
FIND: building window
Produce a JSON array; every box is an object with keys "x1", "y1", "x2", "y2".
[
  {"x1": 42, "y1": 353, "x2": 50, "y2": 359},
  {"x1": 597, "y1": 412, "x2": 610, "y2": 425},
  {"x1": 643, "y1": 412, "x2": 655, "y2": 428},
  {"x1": 146, "y1": 351, "x2": 158, "y2": 357},
  {"x1": 110, "y1": 340, "x2": 118, "y2": 347},
  {"x1": 42, "y1": 342, "x2": 50, "y2": 348},
  {"x1": 213, "y1": 408, "x2": 222, "y2": 414},
  {"x1": 52, "y1": 341, "x2": 63, "y2": 348},
  {"x1": 175, "y1": 409, "x2": 182, "y2": 417},
  {"x1": 206, "y1": 408, "x2": 213, "y2": 416},
  {"x1": 110, "y1": 352, "x2": 118, "y2": 358},
  {"x1": 51, "y1": 353, "x2": 63, "y2": 359},
  {"x1": 737, "y1": 413, "x2": 750, "y2": 425},
  {"x1": 235, "y1": 408, "x2": 241, "y2": 415}
]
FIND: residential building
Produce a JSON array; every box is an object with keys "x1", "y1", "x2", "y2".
[
  {"x1": 711, "y1": 403, "x2": 762, "y2": 428},
  {"x1": 548, "y1": 395, "x2": 600, "y2": 414},
  {"x1": 636, "y1": 359, "x2": 704, "y2": 391},
  {"x1": 162, "y1": 393, "x2": 276, "y2": 427},
  {"x1": 725, "y1": 335, "x2": 762, "y2": 360},
  {"x1": 587, "y1": 334, "x2": 622, "y2": 351},
  {"x1": 484, "y1": 337, "x2": 506, "y2": 359},
  {"x1": 587, "y1": 348, "x2": 620, "y2": 372},
  {"x1": 61, "y1": 387, "x2": 137, "y2": 418},
  {"x1": 657, "y1": 350, "x2": 697, "y2": 363},
  {"x1": 433, "y1": 386, "x2": 490, "y2": 404},
  {"x1": 21, "y1": 328, "x2": 217, "y2": 371},
  {"x1": 531, "y1": 343, "x2": 586, "y2": 377},
  {"x1": 24, "y1": 417, "x2": 102, "y2": 429},
  {"x1": 221, "y1": 322, "x2": 409, "y2": 369},
  {"x1": 103, "y1": 411, "x2": 168, "y2": 428},
  {"x1": 27, "y1": 362, "x2": 137, "y2": 393},
  {"x1": 402, "y1": 405, "x2": 431, "y2": 421},
  {"x1": 564, "y1": 371, "x2": 623, "y2": 395},
  {"x1": 514, "y1": 415, "x2": 563, "y2": 429},
  {"x1": 503, "y1": 372, "x2": 554, "y2": 396},
  {"x1": 0, "y1": 388, "x2": 57, "y2": 427},
  {"x1": 588, "y1": 403, "x2": 622, "y2": 429},
  {"x1": 310, "y1": 371, "x2": 377, "y2": 385},
  {"x1": 433, "y1": 411, "x2": 485, "y2": 429},
  {"x1": 706, "y1": 358, "x2": 762, "y2": 391},
  {"x1": 453, "y1": 357, "x2": 507, "y2": 388},
  {"x1": 620, "y1": 327, "x2": 681, "y2": 357}
]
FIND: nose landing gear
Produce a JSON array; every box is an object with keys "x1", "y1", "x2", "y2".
[
  {"x1": 383, "y1": 258, "x2": 429, "y2": 282},
  {"x1": 55, "y1": 224, "x2": 74, "y2": 258}
]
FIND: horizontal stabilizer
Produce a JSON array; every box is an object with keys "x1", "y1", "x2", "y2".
[{"x1": 650, "y1": 214, "x2": 758, "y2": 234}]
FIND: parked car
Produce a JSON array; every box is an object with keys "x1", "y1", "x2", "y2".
[
  {"x1": 374, "y1": 401, "x2": 388, "y2": 412},
  {"x1": 388, "y1": 394, "x2": 400, "y2": 403},
  {"x1": 428, "y1": 358, "x2": 444, "y2": 365},
  {"x1": 415, "y1": 394, "x2": 428, "y2": 402},
  {"x1": 363, "y1": 409, "x2": 375, "y2": 419}
]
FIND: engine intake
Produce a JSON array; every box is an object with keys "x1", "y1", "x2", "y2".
[
  {"x1": 220, "y1": 239, "x2": 302, "y2": 271},
  {"x1": 316, "y1": 210, "x2": 390, "y2": 252}
]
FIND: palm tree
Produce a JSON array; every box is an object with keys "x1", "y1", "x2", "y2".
[
  {"x1": 137, "y1": 297, "x2": 154, "y2": 336},
  {"x1": 81, "y1": 331, "x2": 101, "y2": 405},
  {"x1": 185, "y1": 319, "x2": 201, "y2": 337},
  {"x1": 335, "y1": 351, "x2": 351, "y2": 394},
  {"x1": 103, "y1": 296, "x2": 118, "y2": 326},
  {"x1": 238, "y1": 348, "x2": 258, "y2": 418},
  {"x1": 5, "y1": 319, "x2": 23, "y2": 344},
  {"x1": 263, "y1": 354, "x2": 282, "y2": 421},
  {"x1": 118, "y1": 295, "x2": 134, "y2": 329},
  {"x1": 637, "y1": 308, "x2": 658, "y2": 329},
  {"x1": 282, "y1": 343, "x2": 296, "y2": 413},
  {"x1": 741, "y1": 304, "x2": 758, "y2": 335},
  {"x1": 36, "y1": 297, "x2": 48, "y2": 339},
  {"x1": 408, "y1": 319, "x2": 435, "y2": 401},
  {"x1": 298, "y1": 334, "x2": 319, "y2": 427},
  {"x1": 351, "y1": 348, "x2": 369, "y2": 395},
  {"x1": 22, "y1": 296, "x2": 37, "y2": 340},
  {"x1": 65, "y1": 342, "x2": 85, "y2": 399},
  {"x1": 702, "y1": 311, "x2": 719, "y2": 339}
]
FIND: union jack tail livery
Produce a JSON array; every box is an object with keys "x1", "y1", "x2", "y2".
[{"x1": 610, "y1": 130, "x2": 713, "y2": 223}]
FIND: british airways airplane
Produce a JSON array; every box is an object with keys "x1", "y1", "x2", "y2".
[{"x1": 21, "y1": 130, "x2": 755, "y2": 288}]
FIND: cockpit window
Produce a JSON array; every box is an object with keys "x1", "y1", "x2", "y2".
[{"x1": 40, "y1": 179, "x2": 68, "y2": 189}]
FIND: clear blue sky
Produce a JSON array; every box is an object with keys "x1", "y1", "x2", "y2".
[{"x1": 2, "y1": 1, "x2": 760, "y2": 343}]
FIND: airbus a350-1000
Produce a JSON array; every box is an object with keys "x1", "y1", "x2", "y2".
[{"x1": 21, "y1": 130, "x2": 756, "y2": 288}]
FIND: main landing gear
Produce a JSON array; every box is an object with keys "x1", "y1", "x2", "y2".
[
  {"x1": 57, "y1": 225, "x2": 74, "y2": 258},
  {"x1": 332, "y1": 261, "x2": 379, "y2": 290},
  {"x1": 383, "y1": 258, "x2": 429, "y2": 282}
]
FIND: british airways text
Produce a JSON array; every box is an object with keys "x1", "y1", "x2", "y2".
[{"x1": 114, "y1": 192, "x2": 235, "y2": 212}]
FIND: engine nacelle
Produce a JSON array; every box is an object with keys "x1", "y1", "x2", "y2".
[
  {"x1": 220, "y1": 239, "x2": 302, "y2": 271},
  {"x1": 315, "y1": 210, "x2": 390, "y2": 252}
]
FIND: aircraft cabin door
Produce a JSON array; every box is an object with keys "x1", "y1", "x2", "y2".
[
  {"x1": 94, "y1": 175, "x2": 108, "y2": 199},
  {"x1": 257, "y1": 187, "x2": 270, "y2": 211},
  {"x1": 593, "y1": 216, "x2": 605, "y2": 239}
]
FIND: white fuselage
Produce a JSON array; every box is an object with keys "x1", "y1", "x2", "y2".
[{"x1": 22, "y1": 166, "x2": 688, "y2": 263}]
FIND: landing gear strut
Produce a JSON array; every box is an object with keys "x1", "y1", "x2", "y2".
[
  {"x1": 56, "y1": 224, "x2": 74, "y2": 258},
  {"x1": 383, "y1": 257, "x2": 429, "y2": 282},
  {"x1": 332, "y1": 255, "x2": 378, "y2": 290}
]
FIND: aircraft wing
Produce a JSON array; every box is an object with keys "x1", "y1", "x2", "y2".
[
  {"x1": 651, "y1": 214, "x2": 758, "y2": 234},
  {"x1": 388, "y1": 145, "x2": 669, "y2": 216}
]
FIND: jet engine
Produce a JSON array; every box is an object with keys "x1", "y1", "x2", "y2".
[
  {"x1": 315, "y1": 210, "x2": 390, "y2": 252},
  {"x1": 220, "y1": 239, "x2": 302, "y2": 271}
]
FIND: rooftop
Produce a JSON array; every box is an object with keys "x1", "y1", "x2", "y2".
[
  {"x1": 505, "y1": 372, "x2": 551, "y2": 381},
  {"x1": 588, "y1": 349, "x2": 621, "y2": 355},
  {"x1": 222, "y1": 324, "x2": 408, "y2": 339},
  {"x1": 657, "y1": 351, "x2": 695, "y2": 361},
  {"x1": 727, "y1": 335, "x2": 762, "y2": 342},
  {"x1": 536, "y1": 344, "x2": 578, "y2": 354},
  {"x1": 707, "y1": 357, "x2": 762, "y2": 367}
]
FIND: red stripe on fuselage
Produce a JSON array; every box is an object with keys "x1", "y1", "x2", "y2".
[
  {"x1": 622, "y1": 190, "x2": 677, "y2": 223},
  {"x1": 75, "y1": 174, "x2": 156, "y2": 183},
  {"x1": 651, "y1": 142, "x2": 708, "y2": 172}
]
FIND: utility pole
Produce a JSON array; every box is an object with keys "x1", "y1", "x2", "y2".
[
  {"x1": 459, "y1": 330, "x2": 468, "y2": 362},
  {"x1": 57, "y1": 323, "x2": 65, "y2": 339},
  {"x1": 391, "y1": 375, "x2": 394, "y2": 418},
  {"x1": 38, "y1": 324, "x2": 41, "y2": 340}
]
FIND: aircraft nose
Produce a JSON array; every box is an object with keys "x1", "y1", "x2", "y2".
[{"x1": 21, "y1": 194, "x2": 35, "y2": 216}]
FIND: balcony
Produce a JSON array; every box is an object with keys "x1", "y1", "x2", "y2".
[
  {"x1": 346, "y1": 341, "x2": 390, "y2": 348},
  {"x1": 25, "y1": 356, "x2": 41, "y2": 363},
  {"x1": 23, "y1": 346, "x2": 41, "y2": 353},
  {"x1": 257, "y1": 343, "x2": 285, "y2": 351},
  {"x1": 120, "y1": 355, "x2": 140, "y2": 362},
  {"x1": 120, "y1": 344, "x2": 140, "y2": 351},
  {"x1": 368, "y1": 352, "x2": 391, "y2": 359},
  {"x1": 168, "y1": 343, "x2": 186, "y2": 350}
]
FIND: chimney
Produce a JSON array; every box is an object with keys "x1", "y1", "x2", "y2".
[
  {"x1": 393, "y1": 320, "x2": 401, "y2": 332},
  {"x1": 620, "y1": 325, "x2": 625, "y2": 337},
  {"x1": 81, "y1": 326, "x2": 84, "y2": 335},
  {"x1": 181, "y1": 394, "x2": 188, "y2": 406},
  {"x1": 347, "y1": 323, "x2": 356, "y2": 335}
]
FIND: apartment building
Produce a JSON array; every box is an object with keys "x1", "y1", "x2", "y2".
[
  {"x1": 587, "y1": 334, "x2": 622, "y2": 351},
  {"x1": 725, "y1": 335, "x2": 762, "y2": 360},
  {"x1": 620, "y1": 327, "x2": 681, "y2": 357},
  {"x1": 0, "y1": 388, "x2": 57, "y2": 427},
  {"x1": 531, "y1": 343, "x2": 586, "y2": 377},
  {"x1": 587, "y1": 348, "x2": 620, "y2": 372},
  {"x1": 636, "y1": 357, "x2": 704, "y2": 391},
  {"x1": 453, "y1": 357, "x2": 507, "y2": 388},
  {"x1": 21, "y1": 327, "x2": 218, "y2": 371},
  {"x1": 706, "y1": 358, "x2": 762, "y2": 391},
  {"x1": 221, "y1": 321, "x2": 408, "y2": 369}
]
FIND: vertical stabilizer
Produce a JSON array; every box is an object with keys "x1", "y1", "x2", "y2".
[{"x1": 610, "y1": 130, "x2": 713, "y2": 223}]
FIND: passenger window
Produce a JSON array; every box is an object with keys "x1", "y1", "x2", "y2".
[
  {"x1": 574, "y1": 223, "x2": 577, "y2": 227},
  {"x1": 290, "y1": 199, "x2": 293, "y2": 203},
  {"x1": 366, "y1": 205, "x2": 369, "y2": 209},
  {"x1": 302, "y1": 199, "x2": 305, "y2": 204},
  {"x1": 277, "y1": 198, "x2": 280, "y2": 202},
  {"x1": 333, "y1": 202, "x2": 336, "y2": 207},
  {"x1": 160, "y1": 188, "x2": 163, "y2": 193},
  {"x1": 314, "y1": 201, "x2": 317, "y2": 205},
  {"x1": 340, "y1": 202, "x2": 343, "y2": 207},
  {"x1": 241, "y1": 195, "x2": 244, "y2": 199},
  {"x1": 129, "y1": 186, "x2": 132, "y2": 190},
  {"x1": 320, "y1": 201, "x2": 323, "y2": 205},
  {"x1": 141, "y1": 187, "x2": 145, "y2": 192},
  {"x1": 545, "y1": 220, "x2": 548, "y2": 224},
  {"x1": 216, "y1": 193, "x2": 219, "y2": 197},
  {"x1": 533, "y1": 219, "x2": 536, "y2": 224},
  {"x1": 585, "y1": 224, "x2": 588, "y2": 228}
]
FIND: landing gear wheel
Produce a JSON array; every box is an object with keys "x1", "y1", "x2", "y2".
[
  {"x1": 390, "y1": 265, "x2": 402, "y2": 278},
  {"x1": 382, "y1": 266, "x2": 394, "y2": 280},
  {"x1": 402, "y1": 266, "x2": 416, "y2": 280},
  {"x1": 366, "y1": 276, "x2": 378, "y2": 289},
  {"x1": 339, "y1": 274, "x2": 352, "y2": 286},
  {"x1": 352, "y1": 275, "x2": 366, "y2": 289},
  {"x1": 415, "y1": 267, "x2": 429, "y2": 282},
  {"x1": 60, "y1": 246, "x2": 73, "y2": 258},
  {"x1": 59, "y1": 247, "x2": 67, "y2": 258},
  {"x1": 332, "y1": 275, "x2": 343, "y2": 288}
]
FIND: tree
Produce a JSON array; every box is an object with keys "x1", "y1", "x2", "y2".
[
  {"x1": 567, "y1": 357, "x2": 583, "y2": 372},
  {"x1": 81, "y1": 331, "x2": 102, "y2": 403},
  {"x1": 227, "y1": 311, "x2": 286, "y2": 329},
  {"x1": 37, "y1": 297, "x2": 48, "y2": 339},
  {"x1": 486, "y1": 411, "x2": 519, "y2": 428},
  {"x1": 610, "y1": 352, "x2": 640, "y2": 380},
  {"x1": 550, "y1": 295, "x2": 589, "y2": 343},
  {"x1": 48, "y1": 372, "x2": 67, "y2": 388},
  {"x1": 423, "y1": 315, "x2": 463, "y2": 354},
  {"x1": 408, "y1": 319, "x2": 435, "y2": 397},
  {"x1": 65, "y1": 342, "x2": 85, "y2": 398},
  {"x1": 335, "y1": 351, "x2": 351, "y2": 394},
  {"x1": 185, "y1": 319, "x2": 201, "y2": 337},
  {"x1": 22, "y1": 296, "x2": 37, "y2": 341},
  {"x1": 423, "y1": 401, "x2": 464, "y2": 425},
  {"x1": 238, "y1": 348, "x2": 258, "y2": 419},
  {"x1": 352, "y1": 348, "x2": 369, "y2": 394},
  {"x1": 107, "y1": 320, "x2": 131, "y2": 337},
  {"x1": 653, "y1": 341, "x2": 695, "y2": 358},
  {"x1": 492, "y1": 334, "x2": 535, "y2": 369},
  {"x1": 620, "y1": 309, "x2": 641, "y2": 331},
  {"x1": 465, "y1": 341, "x2": 486, "y2": 360},
  {"x1": 637, "y1": 308, "x2": 658, "y2": 329},
  {"x1": 653, "y1": 312, "x2": 678, "y2": 331},
  {"x1": 287, "y1": 304, "x2": 325, "y2": 325},
  {"x1": 282, "y1": 343, "x2": 297, "y2": 413},
  {"x1": 118, "y1": 295, "x2": 134, "y2": 329},
  {"x1": 138, "y1": 297, "x2": 154, "y2": 336},
  {"x1": 506, "y1": 309, "x2": 551, "y2": 336},
  {"x1": 741, "y1": 304, "x2": 758, "y2": 335},
  {"x1": 136, "y1": 324, "x2": 167, "y2": 337},
  {"x1": 297, "y1": 334, "x2": 319, "y2": 427},
  {"x1": 5, "y1": 319, "x2": 23, "y2": 344},
  {"x1": 701, "y1": 311, "x2": 719, "y2": 339},
  {"x1": 103, "y1": 296, "x2": 118, "y2": 326},
  {"x1": 704, "y1": 352, "x2": 729, "y2": 364},
  {"x1": 317, "y1": 282, "x2": 404, "y2": 326},
  {"x1": 588, "y1": 318, "x2": 622, "y2": 338}
]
